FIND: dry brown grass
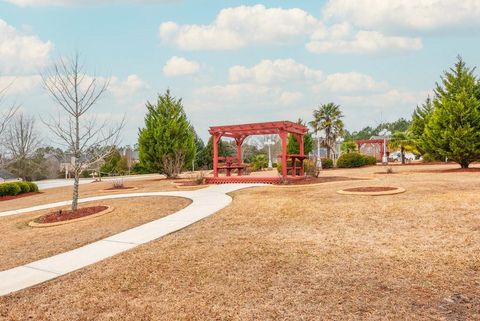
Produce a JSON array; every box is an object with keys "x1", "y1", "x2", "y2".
[
  {"x1": 0, "y1": 196, "x2": 190, "y2": 271},
  {"x1": 0, "y1": 176, "x2": 202, "y2": 212},
  {"x1": 1, "y1": 164, "x2": 479, "y2": 320}
]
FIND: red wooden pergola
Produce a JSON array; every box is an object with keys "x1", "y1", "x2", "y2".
[
  {"x1": 208, "y1": 121, "x2": 308, "y2": 183},
  {"x1": 355, "y1": 139, "x2": 388, "y2": 161}
]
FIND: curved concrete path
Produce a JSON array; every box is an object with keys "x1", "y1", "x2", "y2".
[{"x1": 0, "y1": 184, "x2": 262, "y2": 296}]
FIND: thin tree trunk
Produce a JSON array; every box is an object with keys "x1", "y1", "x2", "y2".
[
  {"x1": 401, "y1": 146, "x2": 405, "y2": 164},
  {"x1": 72, "y1": 172, "x2": 80, "y2": 211},
  {"x1": 460, "y1": 160, "x2": 469, "y2": 168}
]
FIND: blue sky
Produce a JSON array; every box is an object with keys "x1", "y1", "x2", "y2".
[{"x1": 1, "y1": 0, "x2": 480, "y2": 145}]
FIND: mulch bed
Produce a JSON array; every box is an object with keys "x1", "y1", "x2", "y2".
[
  {"x1": 174, "y1": 180, "x2": 202, "y2": 186},
  {"x1": 0, "y1": 192, "x2": 41, "y2": 202},
  {"x1": 34, "y1": 206, "x2": 109, "y2": 224},
  {"x1": 343, "y1": 186, "x2": 397, "y2": 192},
  {"x1": 287, "y1": 176, "x2": 362, "y2": 185},
  {"x1": 417, "y1": 167, "x2": 480, "y2": 173},
  {"x1": 103, "y1": 186, "x2": 136, "y2": 191}
]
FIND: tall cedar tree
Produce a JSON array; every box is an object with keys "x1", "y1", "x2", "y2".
[
  {"x1": 423, "y1": 57, "x2": 480, "y2": 168},
  {"x1": 410, "y1": 97, "x2": 434, "y2": 155},
  {"x1": 138, "y1": 90, "x2": 195, "y2": 177}
]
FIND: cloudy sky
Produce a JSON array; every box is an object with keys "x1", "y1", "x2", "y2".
[{"x1": 1, "y1": 0, "x2": 479, "y2": 144}]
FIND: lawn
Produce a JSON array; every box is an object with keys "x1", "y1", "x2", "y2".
[
  {"x1": 0, "y1": 196, "x2": 191, "y2": 271},
  {"x1": 0, "y1": 164, "x2": 479, "y2": 320}
]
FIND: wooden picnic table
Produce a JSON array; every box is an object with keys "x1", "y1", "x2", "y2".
[
  {"x1": 218, "y1": 156, "x2": 245, "y2": 176},
  {"x1": 278, "y1": 154, "x2": 307, "y2": 176}
]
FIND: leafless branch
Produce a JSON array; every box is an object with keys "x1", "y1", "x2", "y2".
[{"x1": 41, "y1": 52, "x2": 124, "y2": 210}]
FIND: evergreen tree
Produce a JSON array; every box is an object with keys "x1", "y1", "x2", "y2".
[
  {"x1": 138, "y1": 90, "x2": 195, "y2": 177},
  {"x1": 410, "y1": 97, "x2": 434, "y2": 155},
  {"x1": 204, "y1": 136, "x2": 230, "y2": 169},
  {"x1": 422, "y1": 57, "x2": 480, "y2": 168},
  {"x1": 100, "y1": 148, "x2": 122, "y2": 175},
  {"x1": 192, "y1": 133, "x2": 207, "y2": 170},
  {"x1": 287, "y1": 119, "x2": 314, "y2": 155}
]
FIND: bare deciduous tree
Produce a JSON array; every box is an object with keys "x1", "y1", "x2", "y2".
[
  {"x1": 41, "y1": 53, "x2": 124, "y2": 210},
  {"x1": 4, "y1": 113, "x2": 40, "y2": 160},
  {"x1": 0, "y1": 83, "x2": 20, "y2": 167},
  {"x1": 4, "y1": 113, "x2": 41, "y2": 180}
]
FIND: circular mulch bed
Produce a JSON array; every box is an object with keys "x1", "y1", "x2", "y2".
[
  {"x1": 421, "y1": 167, "x2": 480, "y2": 173},
  {"x1": 29, "y1": 206, "x2": 114, "y2": 228},
  {"x1": 337, "y1": 186, "x2": 405, "y2": 196},
  {"x1": 101, "y1": 186, "x2": 138, "y2": 192},
  {"x1": 284, "y1": 176, "x2": 363, "y2": 185},
  {"x1": 174, "y1": 180, "x2": 200, "y2": 186}
]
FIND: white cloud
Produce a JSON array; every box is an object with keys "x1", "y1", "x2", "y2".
[
  {"x1": 322, "y1": 0, "x2": 480, "y2": 31},
  {"x1": 108, "y1": 74, "x2": 149, "y2": 101},
  {"x1": 0, "y1": 75, "x2": 41, "y2": 94},
  {"x1": 0, "y1": 19, "x2": 53, "y2": 74},
  {"x1": 193, "y1": 83, "x2": 303, "y2": 110},
  {"x1": 228, "y1": 59, "x2": 388, "y2": 93},
  {"x1": 338, "y1": 89, "x2": 430, "y2": 108},
  {"x1": 307, "y1": 23, "x2": 422, "y2": 54},
  {"x1": 314, "y1": 72, "x2": 388, "y2": 93},
  {"x1": 163, "y1": 56, "x2": 200, "y2": 76},
  {"x1": 159, "y1": 4, "x2": 319, "y2": 50},
  {"x1": 229, "y1": 59, "x2": 323, "y2": 84}
]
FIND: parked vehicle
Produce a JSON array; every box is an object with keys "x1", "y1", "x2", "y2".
[{"x1": 390, "y1": 151, "x2": 416, "y2": 162}]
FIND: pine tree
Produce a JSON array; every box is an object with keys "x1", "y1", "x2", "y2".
[
  {"x1": 422, "y1": 57, "x2": 480, "y2": 168},
  {"x1": 138, "y1": 90, "x2": 195, "y2": 177}
]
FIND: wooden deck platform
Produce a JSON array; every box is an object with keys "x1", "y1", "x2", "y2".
[{"x1": 205, "y1": 176, "x2": 307, "y2": 185}]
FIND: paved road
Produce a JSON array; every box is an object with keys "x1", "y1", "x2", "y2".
[{"x1": 34, "y1": 174, "x2": 162, "y2": 190}]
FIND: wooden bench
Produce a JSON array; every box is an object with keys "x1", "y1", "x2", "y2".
[{"x1": 218, "y1": 156, "x2": 245, "y2": 176}]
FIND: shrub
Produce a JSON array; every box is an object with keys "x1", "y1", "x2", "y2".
[
  {"x1": 81, "y1": 170, "x2": 91, "y2": 178},
  {"x1": 112, "y1": 178, "x2": 124, "y2": 189},
  {"x1": 252, "y1": 154, "x2": 268, "y2": 171},
  {"x1": 304, "y1": 159, "x2": 316, "y2": 176},
  {"x1": 26, "y1": 182, "x2": 39, "y2": 192},
  {"x1": 337, "y1": 152, "x2": 367, "y2": 168},
  {"x1": 321, "y1": 158, "x2": 334, "y2": 169},
  {"x1": 421, "y1": 153, "x2": 440, "y2": 162},
  {"x1": 15, "y1": 181, "x2": 31, "y2": 193},
  {"x1": 0, "y1": 182, "x2": 21, "y2": 196},
  {"x1": 194, "y1": 172, "x2": 205, "y2": 185},
  {"x1": 364, "y1": 155, "x2": 378, "y2": 166}
]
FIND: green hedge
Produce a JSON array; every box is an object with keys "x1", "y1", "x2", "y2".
[
  {"x1": 321, "y1": 158, "x2": 334, "y2": 169},
  {"x1": 364, "y1": 155, "x2": 378, "y2": 166},
  {"x1": 16, "y1": 181, "x2": 31, "y2": 193},
  {"x1": 337, "y1": 153, "x2": 378, "y2": 168},
  {"x1": 26, "y1": 181, "x2": 39, "y2": 192},
  {"x1": 0, "y1": 181, "x2": 39, "y2": 197}
]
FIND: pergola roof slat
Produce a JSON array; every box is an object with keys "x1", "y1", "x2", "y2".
[{"x1": 209, "y1": 120, "x2": 307, "y2": 136}]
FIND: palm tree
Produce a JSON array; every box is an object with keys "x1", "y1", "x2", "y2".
[
  {"x1": 309, "y1": 103, "x2": 344, "y2": 159},
  {"x1": 388, "y1": 131, "x2": 415, "y2": 164}
]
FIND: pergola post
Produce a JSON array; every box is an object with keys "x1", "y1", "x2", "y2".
[
  {"x1": 280, "y1": 131, "x2": 287, "y2": 179},
  {"x1": 235, "y1": 136, "x2": 245, "y2": 176},
  {"x1": 213, "y1": 133, "x2": 220, "y2": 177},
  {"x1": 297, "y1": 134, "x2": 305, "y2": 176}
]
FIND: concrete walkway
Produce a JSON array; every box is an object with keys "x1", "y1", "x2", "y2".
[{"x1": 0, "y1": 184, "x2": 261, "y2": 296}]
